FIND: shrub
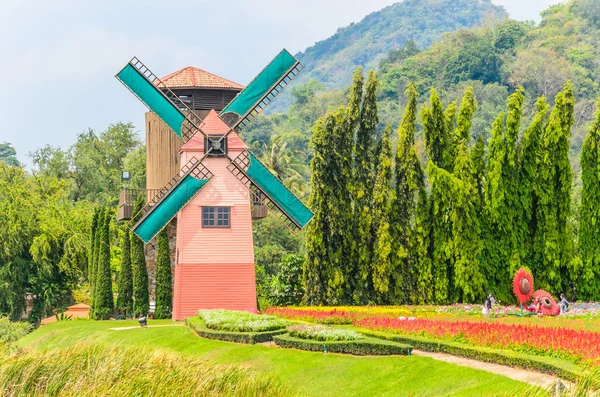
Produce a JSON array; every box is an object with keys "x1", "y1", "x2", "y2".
[
  {"x1": 187, "y1": 318, "x2": 286, "y2": 344},
  {"x1": 197, "y1": 309, "x2": 287, "y2": 332},
  {"x1": 273, "y1": 334, "x2": 412, "y2": 356},
  {"x1": 287, "y1": 324, "x2": 363, "y2": 341},
  {"x1": 0, "y1": 343, "x2": 291, "y2": 396},
  {"x1": 0, "y1": 317, "x2": 32, "y2": 348}
]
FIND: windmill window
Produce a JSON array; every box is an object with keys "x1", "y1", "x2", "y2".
[
  {"x1": 205, "y1": 135, "x2": 228, "y2": 156},
  {"x1": 202, "y1": 206, "x2": 230, "y2": 228}
]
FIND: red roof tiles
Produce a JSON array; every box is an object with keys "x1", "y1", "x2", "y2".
[{"x1": 160, "y1": 66, "x2": 244, "y2": 90}]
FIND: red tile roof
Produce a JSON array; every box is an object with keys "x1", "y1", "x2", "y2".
[
  {"x1": 181, "y1": 110, "x2": 247, "y2": 152},
  {"x1": 160, "y1": 66, "x2": 244, "y2": 90}
]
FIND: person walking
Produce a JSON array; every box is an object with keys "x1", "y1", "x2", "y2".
[
  {"x1": 482, "y1": 294, "x2": 495, "y2": 317},
  {"x1": 559, "y1": 293, "x2": 570, "y2": 314}
]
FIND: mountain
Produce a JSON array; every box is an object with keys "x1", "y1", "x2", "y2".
[{"x1": 269, "y1": 0, "x2": 507, "y2": 112}]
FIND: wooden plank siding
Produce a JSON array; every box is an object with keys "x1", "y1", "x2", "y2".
[{"x1": 145, "y1": 112, "x2": 184, "y2": 194}]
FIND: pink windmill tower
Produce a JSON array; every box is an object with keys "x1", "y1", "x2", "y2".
[{"x1": 115, "y1": 50, "x2": 312, "y2": 320}]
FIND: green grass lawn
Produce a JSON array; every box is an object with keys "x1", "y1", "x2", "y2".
[{"x1": 17, "y1": 320, "x2": 534, "y2": 396}]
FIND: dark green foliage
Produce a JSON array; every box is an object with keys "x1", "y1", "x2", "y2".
[
  {"x1": 578, "y1": 100, "x2": 600, "y2": 300},
  {"x1": 273, "y1": 334, "x2": 413, "y2": 356},
  {"x1": 0, "y1": 143, "x2": 20, "y2": 166},
  {"x1": 88, "y1": 209, "x2": 98, "y2": 296},
  {"x1": 187, "y1": 318, "x2": 286, "y2": 344},
  {"x1": 89, "y1": 208, "x2": 102, "y2": 315},
  {"x1": 372, "y1": 125, "x2": 394, "y2": 302},
  {"x1": 379, "y1": 40, "x2": 420, "y2": 70},
  {"x1": 92, "y1": 208, "x2": 114, "y2": 320},
  {"x1": 155, "y1": 228, "x2": 172, "y2": 319},
  {"x1": 116, "y1": 226, "x2": 133, "y2": 314},
  {"x1": 471, "y1": 135, "x2": 486, "y2": 207},
  {"x1": 391, "y1": 84, "x2": 422, "y2": 303},
  {"x1": 271, "y1": 254, "x2": 305, "y2": 306},
  {"x1": 422, "y1": 90, "x2": 454, "y2": 171},
  {"x1": 353, "y1": 70, "x2": 377, "y2": 304},
  {"x1": 443, "y1": 38, "x2": 502, "y2": 85},
  {"x1": 534, "y1": 82, "x2": 575, "y2": 294},
  {"x1": 131, "y1": 196, "x2": 149, "y2": 317}
]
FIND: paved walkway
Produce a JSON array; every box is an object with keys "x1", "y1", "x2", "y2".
[
  {"x1": 412, "y1": 350, "x2": 569, "y2": 389},
  {"x1": 109, "y1": 324, "x2": 185, "y2": 331}
]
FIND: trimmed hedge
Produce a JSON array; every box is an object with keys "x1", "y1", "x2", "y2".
[
  {"x1": 359, "y1": 329, "x2": 581, "y2": 382},
  {"x1": 187, "y1": 318, "x2": 286, "y2": 344},
  {"x1": 273, "y1": 334, "x2": 413, "y2": 356}
]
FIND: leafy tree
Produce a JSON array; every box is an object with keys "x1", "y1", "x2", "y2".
[
  {"x1": 0, "y1": 143, "x2": 19, "y2": 166},
  {"x1": 92, "y1": 208, "x2": 114, "y2": 320},
  {"x1": 455, "y1": 87, "x2": 477, "y2": 145},
  {"x1": 534, "y1": 82, "x2": 575, "y2": 294},
  {"x1": 271, "y1": 254, "x2": 305, "y2": 306},
  {"x1": 516, "y1": 97, "x2": 549, "y2": 266},
  {"x1": 372, "y1": 125, "x2": 394, "y2": 302},
  {"x1": 471, "y1": 135, "x2": 486, "y2": 207},
  {"x1": 116, "y1": 226, "x2": 133, "y2": 314},
  {"x1": 443, "y1": 38, "x2": 502, "y2": 85},
  {"x1": 131, "y1": 196, "x2": 149, "y2": 316},
  {"x1": 508, "y1": 49, "x2": 572, "y2": 100},
  {"x1": 154, "y1": 228, "x2": 173, "y2": 319},
  {"x1": 353, "y1": 69, "x2": 377, "y2": 304},
  {"x1": 391, "y1": 84, "x2": 421, "y2": 303},
  {"x1": 422, "y1": 89, "x2": 453, "y2": 171},
  {"x1": 578, "y1": 100, "x2": 600, "y2": 300}
]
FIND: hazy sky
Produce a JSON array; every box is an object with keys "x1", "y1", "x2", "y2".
[{"x1": 0, "y1": 0, "x2": 562, "y2": 165}]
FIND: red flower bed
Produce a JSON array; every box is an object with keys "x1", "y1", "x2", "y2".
[
  {"x1": 264, "y1": 307, "x2": 358, "y2": 324},
  {"x1": 356, "y1": 317, "x2": 600, "y2": 363}
]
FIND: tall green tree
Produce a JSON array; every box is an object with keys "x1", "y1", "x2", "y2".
[
  {"x1": 116, "y1": 226, "x2": 133, "y2": 314},
  {"x1": 131, "y1": 196, "x2": 149, "y2": 316},
  {"x1": 304, "y1": 114, "x2": 336, "y2": 305},
  {"x1": 93, "y1": 208, "x2": 114, "y2": 320},
  {"x1": 471, "y1": 135, "x2": 486, "y2": 207},
  {"x1": 154, "y1": 227, "x2": 173, "y2": 319},
  {"x1": 353, "y1": 69, "x2": 377, "y2": 304},
  {"x1": 452, "y1": 143, "x2": 484, "y2": 302},
  {"x1": 578, "y1": 100, "x2": 600, "y2": 300},
  {"x1": 391, "y1": 83, "x2": 421, "y2": 303},
  {"x1": 455, "y1": 87, "x2": 477, "y2": 145},
  {"x1": 422, "y1": 89, "x2": 453, "y2": 171},
  {"x1": 88, "y1": 209, "x2": 99, "y2": 285},
  {"x1": 89, "y1": 208, "x2": 104, "y2": 315},
  {"x1": 534, "y1": 82, "x2": 575, "y2": 294},
  {"x1": 0, "y1": 143, "x2": 20, "y2": 166},
  {"x1": 372, "y1": 125, "x2": 394, "y2": 302},
  {"x1": 516, "y1": 97, "x2": 549, "y2": 267}
]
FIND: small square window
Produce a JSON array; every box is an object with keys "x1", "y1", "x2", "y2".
[
  {"x1": 202, "y1": 206, "x2": 230, "y2": 228},
  {"x1": 204, "y1": 135, "x2": 228, "y2": 156}
]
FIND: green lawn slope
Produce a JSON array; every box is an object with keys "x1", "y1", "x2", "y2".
[{"x1": 16, "y1": 320, "x2": 533, "y2": 396}]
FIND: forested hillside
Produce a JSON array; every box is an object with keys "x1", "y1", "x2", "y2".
[{"x1": 269, "y1": 0, "x2": 507, "y2": 111}]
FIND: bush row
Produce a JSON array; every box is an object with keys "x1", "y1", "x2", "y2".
[
  {"x1": 359, "y1": 330, "x2": 581, "y2": 382},
  {"x1": 273, "y1": 334, "x2": 413, "y2": 356},
  {"x1": 187, "y1": 318, "x2": 286, "y2": 344},
  {"x1": 287, "y1": 324, "x2": 363, "y2": 341},
  {"x1": 197, "y1": 309, "x2": 287, "y2": 332}
]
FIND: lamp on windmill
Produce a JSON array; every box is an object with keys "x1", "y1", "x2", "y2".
[{"x1": 114, "y1": 49, "x2": 313, "y2": 320}]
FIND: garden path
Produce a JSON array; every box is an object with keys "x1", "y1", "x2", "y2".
[
  {"x1": 412, "y1": 350, "x2": 570, "y2": 389},
  {"x1": 109, "y1": 324, "x2": 185, "y2": 331}
]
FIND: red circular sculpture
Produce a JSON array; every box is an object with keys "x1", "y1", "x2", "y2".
[
  {"x1": 533, "y1": 290, "x2": 560, "y2": 316},
  {"x1": 512, "y1": 268, "x2": 534, "y2": 304}
]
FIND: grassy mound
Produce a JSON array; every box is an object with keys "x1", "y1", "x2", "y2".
[
  {"x1": 197, "y1": 309, "x2": 287, "y2": 332},
  {"x1": 0, "y1": 342, "x2": 291, "y2": 396},
  {"x1": 187, "y1": 317, "x2": 286, "y2": 344},
  {"x1": 359, "y1": 329, "x2": 581, "y2": 382},
  {"x1": 273, "y1": 334, "x2": 413, "y2": 356},
  {"x1": 287, "y1": 324, "x2": 363, "y2": 341}
]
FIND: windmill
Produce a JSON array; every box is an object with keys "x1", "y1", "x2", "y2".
[{"x1": 115, "y1": 49, "x2": 313, "y2": 319}]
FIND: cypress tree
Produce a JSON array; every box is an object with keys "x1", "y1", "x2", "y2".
[
  {"x1": 116, "y1": 226, "x2": 133, "y2": 314},
  {"x1": 413, "y1": 184, "x2": 433, "y2": 304},
  {"x1": 471, "y1": 135, "x2": 486, "y2": 207},
  {"x1": 534, "y1": 82, "x2": 575, "y2": 294},
  {"x1": 93, "y1": 207, "x2": 114, "y2": 320},
  {"x1": 452, "y1": 143, "x2": 484, "y2": 302},
  {"x1": 427, "y1": 160, "x2": 454, "y2": 304},
  {"x1": 391, "y1": 83, "x2": 421, "y2": 303},
  {"x1": 90, "y1": 208, "x2": 103, "y2": 314},
  {"x1": 455, "y1": 87, "x2": 477, "y2": 145},
  {"x1": 422, "y1": 89, "x2": 453, "y2": 171},
  {"x1": 131, "y1": 195, "x2": 149, "y2": 316},
  {"x1": 579, "y1": 100, "x2": 600, "y2": 300},
  {"x1": 372, "y1": 125, "x2": 394, "y2": 302},
  {"x1": 88, "y1": 209, "x2": 98, "y2": 281},
  {"x1": 516, "y1": 97, "x2": 549, "y2": 267},
  {"x1": 353, "y1": 69, "x2": 377, "y2": 304},
  {"x1": 154, "y1": 227, "x2": 173, "y2": 319},
  {"x1": 343, "y1": 67, "x2": 364, "y2": 302},
  {"x1": 304, "y1": 114, "x2": 336, "y2": 305}
]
